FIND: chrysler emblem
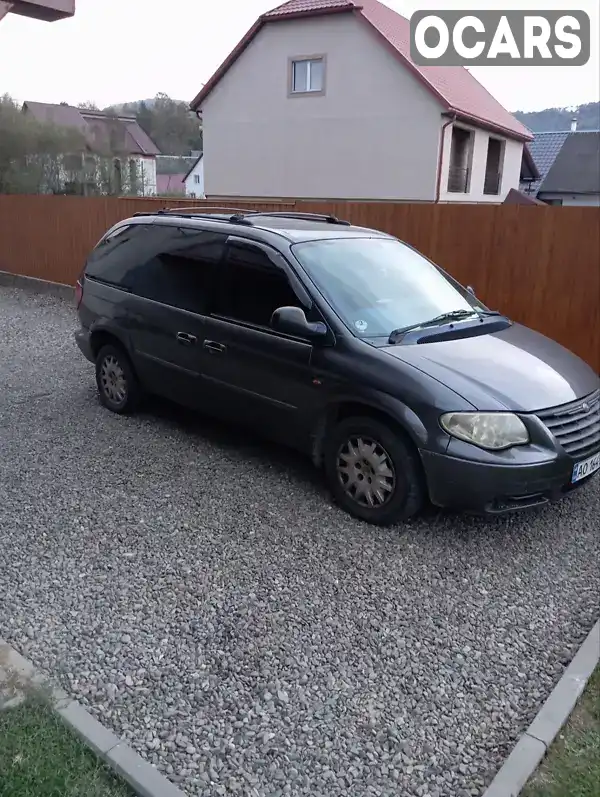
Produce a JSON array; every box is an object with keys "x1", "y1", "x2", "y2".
[{"x1": 582, "y1": 402, "x2": 590, "y2": 413}]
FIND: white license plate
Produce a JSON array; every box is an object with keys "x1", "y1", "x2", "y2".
[{"x1": 572, "y1": 452, "x2": 600, "y2": 483}]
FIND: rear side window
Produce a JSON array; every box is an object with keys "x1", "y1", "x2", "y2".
[
  {"x1": 131, "y1": 226, "x2": 227, "y2": 315},
  {"x1": 85, "y1": 224, "x2": 151, "y2": 289}
]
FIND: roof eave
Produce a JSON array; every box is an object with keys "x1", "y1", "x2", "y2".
[
  {"x1": 521, "y1": 144, "x2": 541, "y2": 180},
  {"x1": 446, "y1": 109, "x2": 533, "y2": 142},
  {"x1": 354, "y1": 11, "x2": 449, "y2": 109},
  {"x1": 539, "y1": 188, "x2": 600, "y2": 196},
  {"x1": 355, "y1": 11, "x2": 532, "y2": 143},
  {"x1": 183, "y1": 154, "x2": 203, "y2": 182},
  {"x1": 190, "y1": 6, "x2": 354, "y2": 111},
  {"x1": 190, "y1": 2, "x2": 534, "y2": 144}
]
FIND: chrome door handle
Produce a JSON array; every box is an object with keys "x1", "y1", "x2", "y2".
[
  {"x1": 203, "y1": 340, "x2": 227, "y2": 354},
  {"x1": 176, "y1": 332, "x2": 197, "y2": 346}
]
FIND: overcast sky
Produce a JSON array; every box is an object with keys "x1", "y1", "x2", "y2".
[{"x1": 1, "y1": 0, "x2": 598, "y2": 112}]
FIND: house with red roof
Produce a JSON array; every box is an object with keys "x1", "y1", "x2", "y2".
[
  {"x1": 190, "y1": 0, "x2": 533, "y2": 203},
  {"x1": 23, "y1": 102, "x2": 161, "y2": 196}
]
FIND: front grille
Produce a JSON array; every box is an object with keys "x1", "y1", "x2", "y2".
[{"x1": 537, "y1": 389, "x2": 600, "y2": 460}]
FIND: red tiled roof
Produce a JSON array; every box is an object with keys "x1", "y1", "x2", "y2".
[{"x1": 191, "y1": 0, "x2": 532, "y2": 142}]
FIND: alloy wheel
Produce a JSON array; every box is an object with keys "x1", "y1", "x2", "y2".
[
  {"x1": 336, "y1": 436, "x2": 396, "y2": 508},
  {"x1": 99, "y1": 355, "x2": 127, "y2": 405}
]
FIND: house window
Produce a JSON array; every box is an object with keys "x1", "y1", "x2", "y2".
[
  {"x1": 194, "y1": 174, "x2": 200, "y2": 184},
  {"x1": 291, "y1": 57, "x2": 324, "y2": 94},
  {"x1": 63, "y1": 153, "x2": 83, "y2": 172},
  {"x1": 447, "y1": 126, "x2": 473, "y2": 193},
  {"x1": 484, "y1": 137, "x2": 505, "y2": 195}
]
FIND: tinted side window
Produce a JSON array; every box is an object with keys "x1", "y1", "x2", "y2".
[
  {"x1": 85, "y1": 224, "x2": 151, "y2": 288},
  {"x1": 131, "y1": 227, "x2": 226, "y2": 315},
  {"x1": 212, "y1": 243, "x2": 302, "y2": 327}
]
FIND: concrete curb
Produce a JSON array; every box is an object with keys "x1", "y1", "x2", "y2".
[
  {"x1": 482, "y1": 619, "x2": 600, "y2": 797},
  {"x1": 0, "y1": 269, "x2": 73, "y2": 301},
  {"x1": 0, "y1": 639, "x2": 187, "y2": 797}
]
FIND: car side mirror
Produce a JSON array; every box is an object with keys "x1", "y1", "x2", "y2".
[
  {"x1": 271, "y1": 306, "x2": 327, "y2": 339},
  {"x1": 466, "y1": 285, "x2": 476, "y2": 296}
]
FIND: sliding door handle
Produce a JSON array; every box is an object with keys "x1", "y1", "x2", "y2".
[
  {"x1": 176, "y1": 332, "x2": 197, "y2": 346},
  {"x1": 203, "y1": 340, "x2": 227, "y2": 354}
]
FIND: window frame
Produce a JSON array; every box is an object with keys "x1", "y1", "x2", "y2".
[
  {"x1": 483, "y1": 136, "x2": 505, "y2": 196},
  {"x1": 208, "y1": 237, "x2": 318, "y2": 339},
  {"x1": 84, "y1": 222, "x2": 150, "y2": 291},
  {"x1": 447, "y1": 124, "x2": 475, "y2": 194},
  {"x1": 288, "y1": 55, "x2": 326, "y2": 97},
  {"x1": 129, "y1": 224, "x2": 229, "y2": 315}
]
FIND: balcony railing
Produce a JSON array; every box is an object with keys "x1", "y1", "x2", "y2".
[
  {"x1": 484, "y1": 172, "x2": 502, "y2": 195},
  {"x1": 447, "y1": 166, "x2": 469, "y2": 194}
]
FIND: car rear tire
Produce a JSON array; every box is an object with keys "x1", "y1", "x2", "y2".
[
  {"x1": 95, "y1": 344, "x2": 141, "y2": 415},
  {"x1": 324, "y1": 416, "x2": 425, "y2": 526}
]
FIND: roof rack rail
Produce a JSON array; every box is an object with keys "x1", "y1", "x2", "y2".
[
  {"x1": 231, "y1": 211, "x2": 351, "y2": 226},
  {"x1": 157, "y1": 206, "x2": 257, "y2": 215},
  {"x1": 133, "y1": 207, "x2": 259, "y2": 225}
]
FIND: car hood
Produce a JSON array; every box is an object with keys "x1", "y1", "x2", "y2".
[{"x1": 381, "y1": 322, "x2": 599, "y2": 412}]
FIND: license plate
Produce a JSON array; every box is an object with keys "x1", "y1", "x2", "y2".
[{"x1": 572, "y1": 452, "x2": 600, "y2": 483}]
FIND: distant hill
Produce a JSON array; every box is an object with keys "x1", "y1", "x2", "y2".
[{"x1": 513, "y1": 102, "x2": 600, "y2": 132}]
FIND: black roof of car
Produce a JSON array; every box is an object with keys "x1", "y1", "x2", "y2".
[{"x1": 122, "y1": 209, "x2": 393, "y2": 244}]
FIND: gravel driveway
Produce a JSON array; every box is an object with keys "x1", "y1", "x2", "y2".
[{"x1": 1, "y1": 285, "x2": 599, "y2": 797}]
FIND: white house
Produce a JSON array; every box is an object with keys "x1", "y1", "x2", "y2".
[
  {"x1": 183, "y1": 154, "x2": 205, "y2": 198},
  {"x1": 190, "y1": 0, "x2": 533, "y2": 203}
]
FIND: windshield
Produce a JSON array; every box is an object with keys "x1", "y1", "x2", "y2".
[{"x1": 291, "y1": 237, "x2": 485, "y2": 338}]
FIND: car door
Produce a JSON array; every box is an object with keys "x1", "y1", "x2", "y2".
[
  {"x1": 126, "y1": 224, "x2": 227, "y2": 408},
  {"x1": 199, "y1": 238, "x2": 328, "y2": 450}
]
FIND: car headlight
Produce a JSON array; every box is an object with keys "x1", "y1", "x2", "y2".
[{"x1": 440, "y1": 412, "x2": 530, "y2": 450}]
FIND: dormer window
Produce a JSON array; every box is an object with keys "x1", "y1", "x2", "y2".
[{"x1": 290, "y1": 57, "x2": 325, "y2": 95}]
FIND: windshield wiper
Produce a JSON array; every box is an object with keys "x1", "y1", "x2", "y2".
[{"x1": 388, "y1": 309, "x2": 501, "y2": 344}]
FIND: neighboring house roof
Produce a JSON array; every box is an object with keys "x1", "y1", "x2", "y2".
[
  {"x1": 156, "y1": 173, "x2": 186, "y2": 195},
  {"x1": 22, "y1": 102, "x2": 161, "y2": 156},
  {"x1": 190, "y1": 0, "x2": 532, "y2": 142},
  {"x1": 503, "y1": 188, "x2": 545, "y2": 206},
  {"x1": 522, "y1": 131, "x2": 570, "y2": 194},
  {"x1": 183, "y1": 154, "x2": 203, "y2": 182},
  {"x1": 520, "y1": 146, "x2": 540, "y2": 182},
  {"x1": 539, "y1": 131, "x2": 600, "y2": 196}
]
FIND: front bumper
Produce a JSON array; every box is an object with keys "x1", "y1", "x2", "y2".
[{"x1": 421, "y1": 446, "x2": 599, "y2": 514}]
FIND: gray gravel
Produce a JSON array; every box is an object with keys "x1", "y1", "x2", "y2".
[{"x1": 1, "y1": 285, "x2": 599, "y2": 797}]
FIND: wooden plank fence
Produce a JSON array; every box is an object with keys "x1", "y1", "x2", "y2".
[{"x1": 0, "y1": 194, "x2": 598, "y2": 372}]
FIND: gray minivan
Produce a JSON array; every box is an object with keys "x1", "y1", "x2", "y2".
[{"x1": 75, "y1": 209, "x2": 600, "y2": 526}]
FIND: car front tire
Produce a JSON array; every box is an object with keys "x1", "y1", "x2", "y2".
[
  {"x1": 95, "y1": 343, "x2": 141, "y2": 415},
  {"x1": 324, "y1": 416, "x2": 425, "y2": 526}
]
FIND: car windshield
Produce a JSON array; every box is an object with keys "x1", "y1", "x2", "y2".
[{"x1": 291, "y1": 237, "x2": 485, "y2": 338}]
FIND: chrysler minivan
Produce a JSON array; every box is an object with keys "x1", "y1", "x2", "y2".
[{"x1": 75, "y1": 209, "x2": 600, "y2": 525}]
